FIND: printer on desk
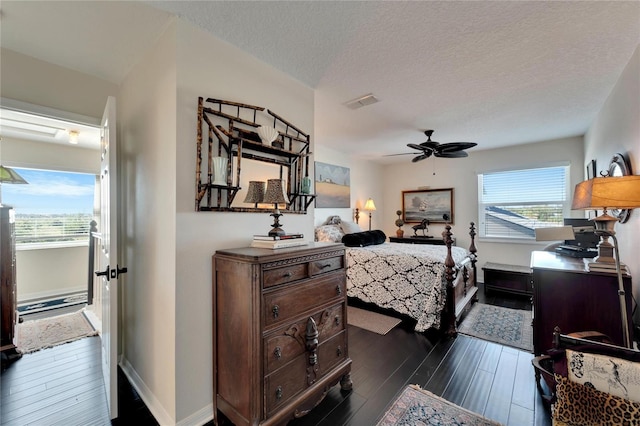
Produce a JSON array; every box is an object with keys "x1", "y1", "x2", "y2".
[{"x1": 555, "y1": 218, "x2": 599, "y2": 258}]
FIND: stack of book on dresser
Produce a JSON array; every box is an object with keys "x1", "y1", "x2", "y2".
[
  {"x1": 586, "y1": 260, "x2": 628, "y2": 274},
  {"x1": 250, "y1": 233, "x2": 308, "y2": 249}
]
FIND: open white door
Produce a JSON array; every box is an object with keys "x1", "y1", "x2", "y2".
[{"x1": 95, "y1": 96, "x2": 123, "y2": 419}]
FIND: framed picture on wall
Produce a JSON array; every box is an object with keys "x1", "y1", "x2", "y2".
[
  {"x1": 587, "y1": 159, "x2": 597, "y2": 179},
  {"x1": 314, "y1": 162, "x2": 350, "y2": 208},
  {"x1": 402, "y1": 188, "x2": 454, "y2": 224}
]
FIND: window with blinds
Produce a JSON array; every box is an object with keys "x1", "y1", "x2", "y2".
[
  {"x1": 477, "y1": 165, "x2": 570, "y2": 239},
  {"x1": 2, "y1": 168, "x2": 97, "y2": 246}
]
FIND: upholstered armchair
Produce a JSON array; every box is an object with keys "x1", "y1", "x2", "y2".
[{"x1": 532, "y1": 328, "x2": 640, "y2": 425}]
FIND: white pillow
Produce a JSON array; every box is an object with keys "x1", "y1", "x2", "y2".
[
  {"x1": 340, "y1": 221, "x2": 362, "y2": 235},
  {"x1": 315, "y1": 224, "x2": 344, "y2": 242}
]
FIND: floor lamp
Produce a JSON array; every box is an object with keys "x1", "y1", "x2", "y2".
[{"x1": 571, "y1": 175, "x2": 640, "y2": 349}]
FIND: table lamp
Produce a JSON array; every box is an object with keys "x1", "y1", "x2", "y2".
[
  {"x1": 363, "y1": 198, "x2": 376, "y2": 231},
  {"x1": 243, "y1": 181, "x2": 265, "y2": 208},
  {"x1": 263, "y1": 179, "x2": 290, "y2": 236}
]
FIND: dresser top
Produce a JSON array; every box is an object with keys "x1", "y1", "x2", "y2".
[
  {"x1": 530, "y1": 250, "x2": 630, "y2": 277},
  {"x1": 215, "y1": 241, "x2": 344, "y2": 262}
]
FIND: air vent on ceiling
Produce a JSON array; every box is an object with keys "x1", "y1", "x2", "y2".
[{"x1": 344, "y1": 93, "x2": 379, "y2": 110}]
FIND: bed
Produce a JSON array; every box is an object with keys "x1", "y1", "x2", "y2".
[{"x1": 315, "y1": 218, "x2": 478, "y2": 336}]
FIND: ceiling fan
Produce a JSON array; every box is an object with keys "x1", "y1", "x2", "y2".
[{"x1": 400, "y1": 130, "x2": 477, "y2": 162}]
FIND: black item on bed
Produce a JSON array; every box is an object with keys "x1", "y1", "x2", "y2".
[{"x1": 342, "y1": 230, "x2": 386, "y2": 247}]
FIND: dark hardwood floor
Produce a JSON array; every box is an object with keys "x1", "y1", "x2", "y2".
[{"x1": 1, "y1": 284, "x2": 550, "y2": 425}]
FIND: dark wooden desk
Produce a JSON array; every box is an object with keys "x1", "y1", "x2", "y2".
[
  {"x1": 530, "y1": 251, "x2": 633, "y2": 355},
  {"x1": 389, "y1": 236, "x2": 455, "y2": 246}
]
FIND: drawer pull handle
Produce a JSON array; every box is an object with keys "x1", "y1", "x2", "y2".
[
  {"x1": 336, "y1": 285, "x2": 342, "y2": 295},
  {"x1": 276, "y1": 386, "x2": 283, "y2": 400},
  {"x1": 337, "y1": 346, "x2": 342, "y2": 357},
  {"x1": 274, "y1": 346, "x2": 282, "y2": 359},
  {"x1": 283, "y1": 271, "x2": 293, "y2": 278},
  {"x1": 335, "y1": 316, "x2": 340, "y2": 326},
  {"x1": 320, "y1": 263, "x2": 332, "y2": 269},
  {"x1": 272, "y1": 305, "x2": 279, "y2": 319}
]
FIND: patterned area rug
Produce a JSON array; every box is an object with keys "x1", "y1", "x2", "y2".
[
  {"x1": 457, "y1": 303, "x2": 533, "y2": 352},
  {"x1": 347, "y1": 306, "x2": 402, "y2": 335},
  {"x1": 377, "y1": 385, "x2": 502, "y2": 425},
  {"x1": 16, "y1": 310, "x2": 98, "y2": 354}
]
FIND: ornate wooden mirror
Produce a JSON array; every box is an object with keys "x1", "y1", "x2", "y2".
[{"x1": 608, "y1": 152, "x2": 632, "y2": 223}]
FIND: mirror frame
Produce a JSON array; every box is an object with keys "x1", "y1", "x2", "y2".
[{"x1": 608, "y1": 152, "x2": 632, "y2": 223}]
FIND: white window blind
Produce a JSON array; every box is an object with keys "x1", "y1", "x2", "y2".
[{"x1": 478, "y1": 165, "x2": 569, "y2": 239}]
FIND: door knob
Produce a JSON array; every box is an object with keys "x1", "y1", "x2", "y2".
[{"x1": 96, "y1": 265, "x2": 110, "y2": 281}]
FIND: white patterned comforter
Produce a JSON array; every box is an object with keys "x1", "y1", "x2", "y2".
[{"x1": 346, "y1": 242, "x2": 469, "y2": 332}]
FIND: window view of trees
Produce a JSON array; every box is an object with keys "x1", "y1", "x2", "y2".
[{"x1": 2, "y1": 168, "x2": 96, "y2": 245}]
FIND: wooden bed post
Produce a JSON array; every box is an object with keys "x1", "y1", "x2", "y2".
[
  {"x1": 469, "y1": 222, "x2": 478, "y2": 302},
  {"x1": 442, "y1": 225, "x2": 457, "y2": 338}
]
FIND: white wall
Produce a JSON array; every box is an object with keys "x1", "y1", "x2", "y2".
[
  {"x1": 173, "y1": 20, "x2": 315, "y2": 424},
  {"x1": 0, "y1": 48, "x2": 118, "y2": 119},
  {"x1": 118, "y1": 21, "x2": 178, "y2": 424},
  {"x1": 585, "y1": 44, "x2": 640, "y2": 319},
  {"x1": 313, "y1": 144, "x2": 384, "y2": 230},
  {"x1": 16, "y1": 246, "x2": 87, "y2": 301},
  {"x1": 382, "y1": 136, "x2": 585, "y2": 278}
]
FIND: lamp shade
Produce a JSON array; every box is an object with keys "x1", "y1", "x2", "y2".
[
  {"x1": 243, "y1": 181, "x2": 265, "y2": 204},
  {"x1": 572, "y1": 176, "x2": 640, "y2": 210},
  {"x1": 0, "y1": 166, "x2": 28, "y2": 184},
  {"x1": 264, "y1": 179, "x2": 290, "y2": 205},
  {"x1": 363, "y1": 198, "x2": 376, "y2": 211}
]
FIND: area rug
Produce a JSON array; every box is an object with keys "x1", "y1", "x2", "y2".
[
  {"x1": 16, "y1": 309, "x2": 98, "y2": 354},
  {"x1": 457, "y1": 303, "x2": 533, "y2": 352},
  {"x1": 347, "y1": 306, "x2": 402, "y2": 335},
  {"x1": 377, "y1": 384, "x2": 502, "y2": 425}
]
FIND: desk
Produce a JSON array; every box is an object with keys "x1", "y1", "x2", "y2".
[
  {"x1": 530, "y1": 251, "x2": 633, "y2": 355},
  {"x1": 389, "y1": 236, "x2": 455, "y2": 246}
]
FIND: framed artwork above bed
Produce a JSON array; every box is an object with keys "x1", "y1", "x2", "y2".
[{"x1": 402, "y1": 188, "x2": 454, "y2": 224}]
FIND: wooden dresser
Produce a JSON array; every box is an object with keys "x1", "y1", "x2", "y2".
[
  {"x1": 1, "y1": 206, "x2": 21, "y2": 364},
  {"x1": 212, "y1": 242, "x2": 352, "y2": 426},
  {"x1": 530, "y1": 251, "x2": 633, "y2": 355}
]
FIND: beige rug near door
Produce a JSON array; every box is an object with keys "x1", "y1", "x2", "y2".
[
  {"x1": 16, "y1": 309, "x2": 98, "y2": 354},
  {"x1": 347, "y1": 306, "x2": 402, "y2": 335}
]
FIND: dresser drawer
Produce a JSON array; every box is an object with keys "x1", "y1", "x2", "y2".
[
  {"x1": 263, "y1": 263, "x2": 308, "y2": 289},
  {"x1": 309, "y1": 255, "x2": 344, "y2": 276},
  {"x1": 263, "y1": 274, "x2": 345, "y2": 329},
  {"x1": 265, "y1": 355, "x2": 307, "y2": 417},
  {"x1": 264, "y1": 303, "x2": 346, "y2": 374},
  {"x1": 317, "y1": 331, "x2": 347, "y2": 378}
]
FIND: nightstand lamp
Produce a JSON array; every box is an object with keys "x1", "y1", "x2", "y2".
[{"x1": 363, "y1": 198, "x2": 376, "y2": 231}]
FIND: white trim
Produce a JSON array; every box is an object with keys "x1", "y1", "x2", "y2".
[
  {"x1": 176, "y1": 404, "x2": 214, "y2": 426},
  {"x1": 17, "y1": 241, "x2": 89, "y2": 251},
  {"x1": 119, "y1": 357, "x2": 174, "y2": 426},
  {"x1": 1, "y1": 97, "x2": 101, "y2": 126},
  {"x1": 18, "y1": 286, "x2": 86, "y2": 303}
]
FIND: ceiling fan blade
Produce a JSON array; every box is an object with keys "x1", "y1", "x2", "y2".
[
  {"x1": 384, "y1": 152, "x2": 415, "y2": 157},
  {"x1": 407, "y1": 143, "x2": 427, "y2": 151},
  {"x1": 435, "y1": 151, "x2": 468, "y2": 158},
  {"x1": 412, "y1": 153, "x2": 431, "y2": 162},
  {"x1": 419, "y1": 141, "x2": 440, "y2": 150},
  {"x1": 438, "y1": 142, "x2": 477, "y2": 152}
]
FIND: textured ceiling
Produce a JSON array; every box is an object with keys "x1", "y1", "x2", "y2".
[{"x1": 2, "y1": 1, "x2": 639, "y2": 163}]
